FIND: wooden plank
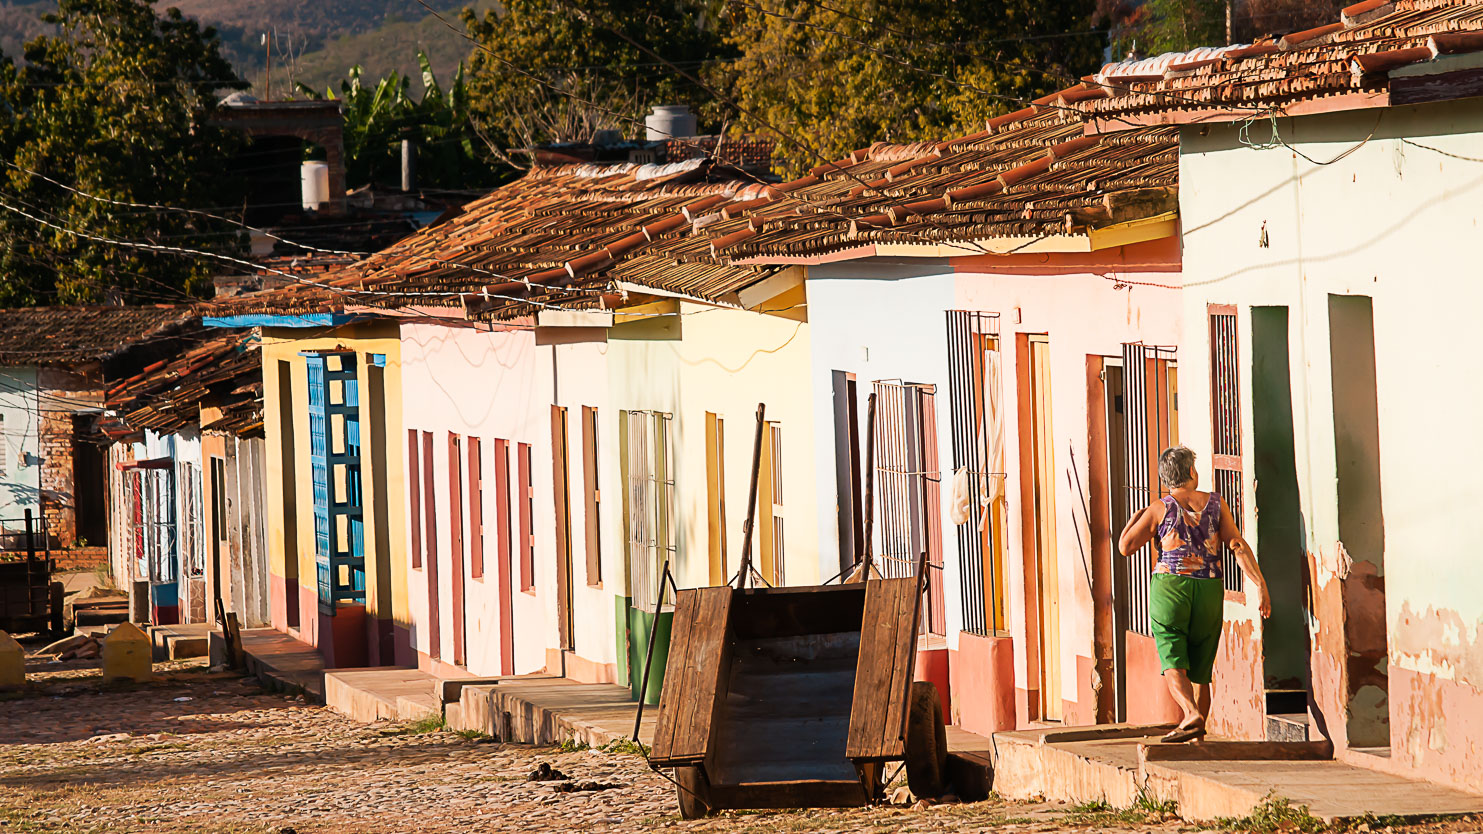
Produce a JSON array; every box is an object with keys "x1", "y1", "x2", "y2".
[
  {"x1": 650, "y1": 590, "x2": 700, "y2": 762},
  {"x1": 846, "y1": 577, "x2": 916, "y2": 759},
  {"x1": 878, "y1": 577, "x2": 918, "y2": 759},
  {"x1": 671, "y1": 586, "x2": 733, "y2": 760}
]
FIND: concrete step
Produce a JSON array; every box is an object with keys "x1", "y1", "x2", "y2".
[
  {"x1": 323, "y1": 667, "x2": 438, "y2": 723},
  {"x1": 1266, "y1": 712, "x2": 1310, "y2": 742},
  {"x1": 995, "y1": 723, "x2": 1483, "y2": 823},
  {"x1": 239, "y1": 628, "x2": 326, "y2": 703}
]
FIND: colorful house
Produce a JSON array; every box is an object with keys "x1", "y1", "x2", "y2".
[
  {"x1": 1079, "y1": 0, "x2": 1483, "y2": 794},
  {"x1": 104, "y1": 329, "x2": 268, "y2": 628},
  {"x1": 0, "y1": 307, "x2": 187, "y2": 563},
  {"x1": 278, "y1": 144, "x2": 812, "y2": 701},
  {"x1": 666, "y1": 113, "x2": 1186, "y2": 735}
]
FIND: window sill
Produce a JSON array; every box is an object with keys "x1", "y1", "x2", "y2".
[{"x1": 1224, "y1": 589, "x2": 1246, "y2": 604}]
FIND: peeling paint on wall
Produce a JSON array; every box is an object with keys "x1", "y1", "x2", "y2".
[
  {"x1": 1392, "y1": 665, "x2": 1483, "y2": 795},
  {"x1": 1210, "y1": 616, "x2": 1265, "y2": 739},
  {"x1": 1393, "y1": 601, "x2": 1483, "y2": 688}
]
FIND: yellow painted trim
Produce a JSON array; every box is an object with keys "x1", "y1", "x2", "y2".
[
  {"x1": 613, "y1": 298, "x2": 679, "y2": 324},
  {"x1": 1087, "y1": 211, "x2": 1179, "y2": 251}
]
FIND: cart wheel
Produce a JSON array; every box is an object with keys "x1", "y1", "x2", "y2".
[
  {"x1": 904, "y1": 681, "x2": 948, "y2": 799},
  {"x1": 675, "y1": 766, "x2": 712, "y2": 819}
]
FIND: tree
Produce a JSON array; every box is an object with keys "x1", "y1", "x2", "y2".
[
  {"x1": 0, "y1": 0, "x2": 248, "y2": 306},
  {"x1": 298, "y1": 51, "x2": 501, "y2": 190},
  {"x1": 708, "y1": 0, "x2": 1103, "y2": 177},
  {"x1": 460, "y1": 0, "x2": 730, "y2": 164},
  {"x1": 1096, "y1": 0, "x2": 1347, "y2": 57}
]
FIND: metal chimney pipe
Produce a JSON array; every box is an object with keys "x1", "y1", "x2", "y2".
[{"x1": 401, "y1": 139, "x2": 417, "y2": 193}]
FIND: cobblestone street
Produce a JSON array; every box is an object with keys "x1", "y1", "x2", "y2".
[{"x1": 0, "y1": 661, "x2": 1477, "y2": 834}]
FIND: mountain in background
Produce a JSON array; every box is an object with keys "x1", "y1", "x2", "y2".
[{"x1": 0, "y1": 0, "x2": 497, "y2": 95}]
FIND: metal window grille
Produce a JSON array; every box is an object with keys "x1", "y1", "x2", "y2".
[
  {"x1": 178, "y1": 462, "x2": 204, "y2": 579},
  {"x1": 304, "y1": 351, "x2": 365, "y2": 611},
  {"x1": 1119, "y1": 343, "x2": 1177, "y2": 637},
  {"x1": 768, "y1": 422, "x2": 785, "y2": 587},
  {"x1": 624, "y1": 411, "x2": 675, "y2": 613},
  {"x1": 945, "y1": 310, "x2": 1004, "y2": 636},
  {"x1": 873, "y1": 381, "x2": 946, "y2": 636},
  {"x1": 1209, "y1": 308, "x2": 1243, "y2": 592},
  {"x1": 140, "y1": 467, "x2": 177, "y2": 585}
]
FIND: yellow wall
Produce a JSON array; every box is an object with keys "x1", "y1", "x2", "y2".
[
  {"x1": 260, "y1": 322, "x2": 409, "y2": 643},
  {"x1": 605, "y1": 301, "x2": 818, "y2": 592}
]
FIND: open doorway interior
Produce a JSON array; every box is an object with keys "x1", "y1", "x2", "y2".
[
  {"x1": 1251, "y1": 306, "x2": 1312, "y2": 739},
  {"x1": 1329, "y1": 294, "x2": 1389, "y2": 749}
]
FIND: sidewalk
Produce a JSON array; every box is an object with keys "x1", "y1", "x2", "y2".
[
  {"x1": 238, "y1": 628, "x2": 328, "y2": 702},
  {"x1": 993, "y1": 724, "x2": 1483, "y2": 822}
]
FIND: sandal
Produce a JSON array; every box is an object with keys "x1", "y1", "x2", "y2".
[{"x1": 1161, "y1": 722, "x2": 1206, "y2": 743}]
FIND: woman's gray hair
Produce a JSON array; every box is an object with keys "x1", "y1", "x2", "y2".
[{"x1": 1158, "y1": 445, "x2": 1197, "y2": 487}]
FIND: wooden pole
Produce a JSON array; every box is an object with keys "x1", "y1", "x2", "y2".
[
  {"x1": 734, "y1": 403, "x2": 766, "y2": 589},
  {"x1": 860, "y1": 393, "x2": 877, "y2": 579},
  {"x1": 632, "y1": 559, "x2": 672, "y2": 741}
]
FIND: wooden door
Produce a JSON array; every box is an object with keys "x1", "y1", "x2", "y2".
[
  {"x1": 551, "y1": 406, "x2": 575, "y2": 652},
  {"x1": 1028, "y1": 336, "x2": 1062, "y2": 721},
  {"x1": 494, "y1": 439, "x2": 515, "y2": 674},
  {"x1": 448, "y1": 433, "x2": 466, "y2": 667},
  {"x1": 422, "y1": 431, "x2": 440, "y2": 661}
]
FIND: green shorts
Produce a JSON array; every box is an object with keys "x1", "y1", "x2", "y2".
[{"x1": 1149, "y1": 573, "x2": 1224, "y2": 685}]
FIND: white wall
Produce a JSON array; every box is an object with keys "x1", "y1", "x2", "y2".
[
  {"x1": 805, "y1": 264, "x2": 962, "y2": 642},
  {"x1": 0, "y1": 367, "x2": 41, "y2": 526},
  {"x1": 1180, "y1": 102, "x2": 1483, "y2": 666}
]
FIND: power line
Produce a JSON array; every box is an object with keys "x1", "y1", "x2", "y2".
[{"x1": 3, "y1": 162, "x2": 615, "y2": 306}]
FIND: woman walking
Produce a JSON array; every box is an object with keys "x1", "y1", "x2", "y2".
[{"x1": 1118, "y1": 445, "x2": 1270, "y2": 742}]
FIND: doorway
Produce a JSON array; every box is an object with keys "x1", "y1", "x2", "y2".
[
  {"x1": 1251, "y1": 306, "x2": 1312, "y2": 737},
  {"x1": 1328, "y1": 294, "x2": 1389, "y2": 748},
  {"x1": 1103, "y1": 360, "x2": 1130, "y2": 721},
  {"x1": 1023, "y1": 335, "x2": 1061, "y2": 721},
  {"x1": 552, "y1": 406, "x2": 575, "y2": 652}
]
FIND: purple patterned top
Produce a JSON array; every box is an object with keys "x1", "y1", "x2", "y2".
[{"x1": 1154, "y1": 492, "x2": 1224, "y2": 579}]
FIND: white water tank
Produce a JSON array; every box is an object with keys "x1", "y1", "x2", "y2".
[
  {"x1": 301, "y1": 161, "x2": 330, "y2": 211},
  {"x1": 645, "y1": 105, "x2": 696, "y2": 141}
]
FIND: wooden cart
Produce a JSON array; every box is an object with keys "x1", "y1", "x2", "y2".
[
  {"x1": 647, "y1": 576, "x2": 947, "y2": 818},
  {"x1": 0, "y1": 511, "x2": 61, "y2": 635}
]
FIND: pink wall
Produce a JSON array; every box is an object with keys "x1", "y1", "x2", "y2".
[
  {"x1": 399, "y1": 321, "x2": 557, "y2": 678},
  {"x1": 951, "y1": 237, "x2": 1185, "y2": 728}
]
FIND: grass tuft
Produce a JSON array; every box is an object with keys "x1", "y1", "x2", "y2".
[
  {"x1": 1216, "y1": 795, "x2": 1327, "y2": 833},
  {"x1": 1060, "y1": 790, "x2": 1179, "y2": 826},
  {"x1": 393, "y1": 713, "x2": 447, "y2": 735},
  {"x1": 598, "y1": 737, "x2": 649, "y2": 757}
]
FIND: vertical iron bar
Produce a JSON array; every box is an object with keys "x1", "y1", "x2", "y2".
[
  {"x1": 633, "y1": 559, "x2": 673, "y2": 741},
  {"x1": 735, "y1": 403, "x2": 766, "y2": 589},
  {"x1": 861, "y1": 392, "x2": 877, "y2": 577}
]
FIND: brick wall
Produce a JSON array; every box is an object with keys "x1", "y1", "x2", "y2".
[
  {"x1": 38, "y1": 405, "x2": 76, "y2": 547},
  {"x1": 53, "y1": 546, "x2": 107, "y2": 572}
]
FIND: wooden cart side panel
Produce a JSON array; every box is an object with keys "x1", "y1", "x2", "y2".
[
  {"x1": 650, "y1": 586, "x2": 733, "y2": 763},
  {"x1": 845, "y1": 577, "x2": 919, "y2": 759},
  {"x1": 651, "y1": 590, "x2": 699, "y2": 762}
]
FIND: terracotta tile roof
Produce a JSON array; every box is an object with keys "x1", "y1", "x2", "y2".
[
  {"x1": 213, "y1": 112, "x2": 1179, "y2": 321},
  {"x1": 105, "y1": 330, "x2": 263, "y2": 437},
  {"x1": 688, "y1": 113, "x2": 1177, "y2": 262},
  {"x1": 0, "y1": 305, "x2": 193, "y2": 367},
  {"x1": 1080, "y1": 0, "x2": 1483, "y2": 124},
  {"x1": 211, "y1": 158, "x2": 781, "y2": 321}
]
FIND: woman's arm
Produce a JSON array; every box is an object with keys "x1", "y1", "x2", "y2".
[
  {"x1": 1118, "y1": 502, "x2": 1162, "y2": 557},
  {"x1": 1219, "y1": 498, "x2": 1271, "y2": 618}
]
